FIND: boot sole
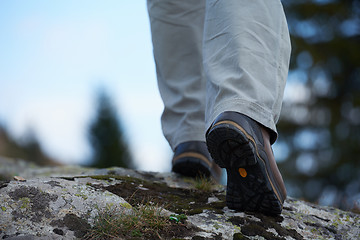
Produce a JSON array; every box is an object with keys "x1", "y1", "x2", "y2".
[
  {"x1": 172, "y1": 155, "x2": 211, "y2": 178},
  {"x1": 206, "y1": 121, "x2": 283, "y2": 215}
]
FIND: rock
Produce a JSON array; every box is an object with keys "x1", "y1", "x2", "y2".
[
  {"x1": 0, "y1": 157, "x2": 359, "y2": 239},
  {"x1": 0, "y1": 177, "x2": 130, "y2": 239},
  {"x1": 0, "y1": 156, "x2": 37, "y2": 181}
]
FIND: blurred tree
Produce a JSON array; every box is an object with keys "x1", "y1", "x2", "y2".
[
  {"x1": 277, "y1": 0, "x2": 360, "y2": 210},
  {"x1": 88, "y1": 89, "x2": 132, "y2": 169},
  {"x1": 0, "y1": 124, "x2": 59, "y2": 166}
]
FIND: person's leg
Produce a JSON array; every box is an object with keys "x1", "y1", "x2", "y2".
[
  {"x1": 203, "y1": 0, "x2": 291, "y2": 214},
  {"x1": 204, "y1": 0, "x2": 291, "y2": 142},
  {"x1": 147, "y1": 0, "x2": 222, "y2": 180},
  {"x1": 147, "y1": 0, "x2": 206, "y2": 150}
]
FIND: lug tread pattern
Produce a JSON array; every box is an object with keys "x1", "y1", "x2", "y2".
[{"x1": 206, "y1": 124, "x2": 282, "y2": 215}]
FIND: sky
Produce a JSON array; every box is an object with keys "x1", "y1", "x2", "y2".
[
  {"x1": 0, "y1": 0, "x2": 171, "y2": 171},
  {"x1": 0, "y1": 0, "x2": 307, "y2": 173}
]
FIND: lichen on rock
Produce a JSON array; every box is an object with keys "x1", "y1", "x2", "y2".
[
  {"x1": 0, "y1": 173, "x2": 130, "y2": 239},
  {"x1": 0, "y1": 157, "x2": 359, "y2": 240},
  {"x1": 9, "y1": 186, "x2": 58, "y2": 222}
]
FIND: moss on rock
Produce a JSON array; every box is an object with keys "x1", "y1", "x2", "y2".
[{"x1": 87, "y1": 175, "x2": 226, "y2": 216}]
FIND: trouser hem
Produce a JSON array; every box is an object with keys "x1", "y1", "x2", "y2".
[
  {"x1": 206, "y1": 98, "x2": 278, "y2": 143},
  {"x1": 167, "y1": 129, "x2": 206, "y2": 151}
]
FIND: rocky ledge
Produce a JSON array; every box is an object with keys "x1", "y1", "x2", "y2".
[{"x1": 0, "y1": 156, "x2": 359, "y2": 240}]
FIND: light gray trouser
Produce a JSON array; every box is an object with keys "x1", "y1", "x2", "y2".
[{"x1": 147, "y1": 0, "x2": 291, "y2": 150}]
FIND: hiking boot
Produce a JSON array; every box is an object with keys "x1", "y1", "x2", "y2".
[
  {"x1": 172, "y1": 141, "x2": 222, "y2": 183},
  {"x1": 206, "y1": 111, "x2": 287, "y2": 215}
]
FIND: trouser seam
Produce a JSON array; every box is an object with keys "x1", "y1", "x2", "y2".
[{"x1": 207, "y1": 98, "x2": 277, "y2": 136}]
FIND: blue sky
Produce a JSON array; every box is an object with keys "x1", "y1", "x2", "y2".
[
  {"x1": 0, "y1": 0, "x2": 308, "y2": 173},
  {"x1": 0, "y1": 1, "x2": 171, "y2": 171}
]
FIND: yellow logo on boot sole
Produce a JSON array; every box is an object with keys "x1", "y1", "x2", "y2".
[{"x1": 238, "y1": 168, "x2": 247, "y2": 178}]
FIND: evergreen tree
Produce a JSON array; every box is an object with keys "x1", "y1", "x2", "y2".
[
  {"x1": 88, "y1": 89, "x2": 132, "y2": 168},
  {"x1": 0, "y1": 124, "x2": 58, "y2": 166},
  {"x1": 277, "y1": 0, "x2": 360, "y2": 210}
]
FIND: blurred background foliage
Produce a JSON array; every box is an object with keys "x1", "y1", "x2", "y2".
[
  {"x1": 0, "y1": 0, "x2": 359, "y2": 211},
  {"x1": 0, "y1": 88, "x2": 132, "y2": 169},
  {"x1": 0, "y1": 125, "x2": 59, "y2": 166},
  {"x1": 276, "y1": 0, "x2": 360, "y2": 211},
  {"x1": 87, "y1": 89, "x2": 132, "y2": 169}
]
